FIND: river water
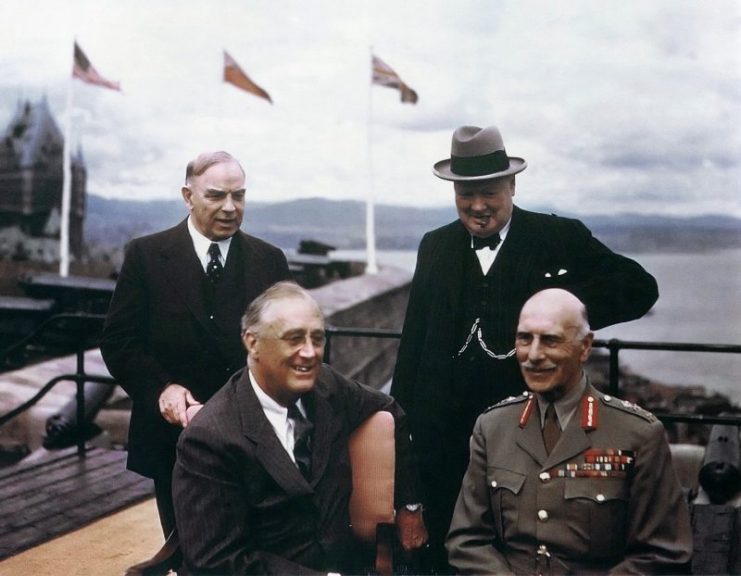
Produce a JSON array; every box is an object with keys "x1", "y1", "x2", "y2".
[{"x1": 332, "y1": 247, "x2": 741, "y2": 405}]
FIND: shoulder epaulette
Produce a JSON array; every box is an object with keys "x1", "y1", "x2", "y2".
[
  {"x1": 483, "y1": 392, "x2": 531, "y2": 414},
  {"x1": 599, "y1": 394, "x2": 656, "y2": 423}
]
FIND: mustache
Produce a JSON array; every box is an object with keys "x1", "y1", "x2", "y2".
[{"x1": 520, "y1": 362, "x2": 558, "y2": 371}]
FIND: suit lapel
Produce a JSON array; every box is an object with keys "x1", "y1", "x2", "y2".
[
  {"x1": 307, "y1": 382, "x2": 342, "y2": 488},
  {"x1": 440, "y1": 221, "x2": 470, "y2": 318},
  {"x1": 158, "y1": 220, "x2": 213, "y2": 331},
  {"x1": 233, "y1": 232, "x2": 254, "y2": 295},
  {"x1": 237, "y1": 373, "x2": 313, "y2": 497},
  {"x1": 494, "y1": 206, "x2": 538, "y2": 285}
]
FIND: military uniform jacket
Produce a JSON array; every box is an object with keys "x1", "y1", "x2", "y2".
[{"x1": 446, "y1": 384, "x2": 692, "y2": 575}]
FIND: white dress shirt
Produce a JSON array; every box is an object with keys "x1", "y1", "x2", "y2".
[
  {"x1": 472, "y1": 218, "x2": 511, "y2": 275},
  {"x1": 187, "y1": 216, "x2": 232, "y2": 272},
  {"x1": 249, "y1": 370, "x2": 307, "y2": 466}
]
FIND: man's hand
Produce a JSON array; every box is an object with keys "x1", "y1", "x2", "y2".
[
  {"x1": 396, "y1": 507, "x2": 428, "y2": 552},
  {"x1": 158, "y1": 383, "x2": 197, "y2": 427}
]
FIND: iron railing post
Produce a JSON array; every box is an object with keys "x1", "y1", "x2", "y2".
[
  {"x1": 323, "y1": 325, "x2": 333, "y2": 364},
  {"x1": 608, "y1": 339, "x2": 620, "y2": 397},
  {"x1": 75, "y1": 346, "x2": 86, "y2": 458}
]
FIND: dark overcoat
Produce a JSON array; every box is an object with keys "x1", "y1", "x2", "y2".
[{"x1": 101, "y1": 219, "x2": 291, "y2": 476}]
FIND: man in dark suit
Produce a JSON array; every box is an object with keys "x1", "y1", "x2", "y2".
[
  {"x1": 446, "y1": 289, "x2": 692, "y2": 574},
  {"x1": 390, "y1": 125, "x2": 659, "y2": 571},
  {"x1": 100, "y1": 151, "x2": 291, "y2": 536},
  {"x1": 172, "y1": 281, "x2": 428, "y2": 574}
]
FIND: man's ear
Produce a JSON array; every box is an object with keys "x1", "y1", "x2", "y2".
[
  {"x1": 580, "y1": 332, "x2": 594, "y2": 363},
  {"x1": 181, "y1": 186, "x2": 193, "y2": 210},
  {"x1": 243, "y1": 331, "x2": 258, "y2": 358}
]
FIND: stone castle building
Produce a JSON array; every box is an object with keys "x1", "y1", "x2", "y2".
[{"x1": 0, "y1": 98, "x2": 86, "y2": 259}]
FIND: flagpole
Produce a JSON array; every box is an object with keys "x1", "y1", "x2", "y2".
[
  {"x1": 365, "y1": 46, "x2": 378, "y2": 275},
  {"x1": 60, "y1": 71, "x2": 74, "y2": 277}
]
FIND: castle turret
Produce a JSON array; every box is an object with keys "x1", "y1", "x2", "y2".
[{"x1": 0, "y1": 98, "x2": 86, "y2": 259}]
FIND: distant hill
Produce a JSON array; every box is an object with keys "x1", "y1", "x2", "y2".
[{"x1": 85, "y1": 195, "x2": 741, "y2": 253}]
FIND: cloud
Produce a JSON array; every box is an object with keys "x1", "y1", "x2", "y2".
[{"x1": 1, "y1": 0, "x2": 739, "y2": 218}]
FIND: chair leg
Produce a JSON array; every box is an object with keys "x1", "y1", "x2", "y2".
[
  {"x1": 375, "y1": 523, "x2": 395, "y2": 576},
  {"x1": 125, "y1": 528, "x2": 181, "y2": 576}
]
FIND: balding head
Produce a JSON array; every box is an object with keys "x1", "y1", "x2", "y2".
[
  {"x1": 515, "y1": 289, "x2": 593, "y2": 400},
  {"x1": 520, "y1": 289, "x2": 590, "y2": 337}
]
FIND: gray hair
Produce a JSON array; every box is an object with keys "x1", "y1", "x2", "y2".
[
  {"x1": 241, "y1": 281, "x2": 321, "y2": 334},
  {"x1": 185, "y1": 151, "x2": 245, "y2": 185}
]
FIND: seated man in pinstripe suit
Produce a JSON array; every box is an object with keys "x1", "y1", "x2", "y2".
[{"x1": 173, "y1": 282, "x2": 428, "y2": 575}]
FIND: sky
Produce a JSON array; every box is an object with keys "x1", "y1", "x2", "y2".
[{"x1": 1, "y1": 0, "x2": 740, "y2": 217}]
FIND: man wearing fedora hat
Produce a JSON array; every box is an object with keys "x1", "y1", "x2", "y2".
[{"x1": 391, "y1": 125, "x2": 659, "y2": 572}]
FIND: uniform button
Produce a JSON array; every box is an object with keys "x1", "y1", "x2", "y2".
[
  {"x1": 537, "y1": 509, "x2": 549, "y2": 521},
  {"x1": 209, "y1": 314, "x2": 215, "y2": 320},
  {"x1": 596, "y1": 494, "x2": 606, "y2": 502},
  {"x1": 539, "y1": 472, "x2": 551, "y2": 482},
  {"x1": 491, "y1": 480, "x2": 498, "y2": 488},
  {"x1": 604, "y1": 395, "x2": 612, "y2": 401}
]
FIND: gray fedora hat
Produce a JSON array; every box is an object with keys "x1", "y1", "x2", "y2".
[{"x1": 433, "y1": 125, "x2": 527, "y2": 181}]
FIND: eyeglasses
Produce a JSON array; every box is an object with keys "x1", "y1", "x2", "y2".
[{"x1": 265, "y1": 330, "x2": 326, "y2": 349}]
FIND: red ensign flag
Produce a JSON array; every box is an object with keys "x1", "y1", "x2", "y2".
[{"x1": 223, "y1": 50, "x2": 272, "y2": 104}]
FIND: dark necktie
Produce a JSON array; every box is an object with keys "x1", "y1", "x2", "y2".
[
  {"x1": 542, "y1": 403, "x2": 561, "y2": 455},
  {"x1": 472, "y1": 233, "x2": 501, "y2": 250},
  {"x1": 288, "y1": 403, "x2": 313, "y2": 481},
  {"x1": 206, "y1": 243, "x2": 223, "y2": 284}
]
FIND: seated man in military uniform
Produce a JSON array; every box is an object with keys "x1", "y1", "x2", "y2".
[{"x1": 446, "y1": 288, "x2": 692, "y2": 574}]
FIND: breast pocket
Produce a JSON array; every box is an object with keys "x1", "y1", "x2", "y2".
[
  {"x1": 487, "y1": 467, "x2": 526, "y2": 542},
  {"x1": 564, "y1": 478, "x2": 628, "y2": 558}
]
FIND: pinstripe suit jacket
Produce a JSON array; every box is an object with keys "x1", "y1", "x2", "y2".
[{"x1": 172, "y1": 365, "x2": 421, "y2": 575}]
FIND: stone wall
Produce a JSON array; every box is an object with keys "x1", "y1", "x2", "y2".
[{"x1": 310, "y1": 266, "x2": 412, "y2": 390}]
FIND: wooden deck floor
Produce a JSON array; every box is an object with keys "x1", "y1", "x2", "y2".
[
  {"x1": 0, "y1": 446, "x2": 154, "y2": 562},
  {"x1": 0, "y1": 497, "x2": 163, "y2": 576},
  {"x1": 0, "y1": 349, "x2": 165, "y2": 573}
]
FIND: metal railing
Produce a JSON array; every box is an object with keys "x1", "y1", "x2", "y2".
[
  {"x1": 323, "y1": 327, "x2": 741, "y2": 428},
  {"x1": 2, "y1": 315, "x2": 741, "y2": 461},
  {"x1": 0, "y1": 313, "x2": 116, "y2": 457}
]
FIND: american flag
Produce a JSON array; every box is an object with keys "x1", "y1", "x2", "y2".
[
  {"x1": 72, "y1": 42, "x2": 121, "y2": 91},
  {"x1": 372, "y1": 54, "x2": 418, "y2": 104},
  {"x1": 223, "y1": 50, "x2": 272, "y2": 104}
]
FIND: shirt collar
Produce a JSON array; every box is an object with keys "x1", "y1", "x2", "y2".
[
  {"x1": 249, "y1": 369, "x2": 307, "y2": 423},
  {"x1": 469, "y1": 217, "x2": 511, "y2": 250},
  {"x1": 187, "y1": 216, "x2": 232, "y2": 271},
  {"x1": 536, "y1": 372, "x2": 588, "y2": 430}
]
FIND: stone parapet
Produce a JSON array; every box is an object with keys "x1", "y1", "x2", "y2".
[{"x1": 310, "y1": 266, "x2": 412, "y2": 390}]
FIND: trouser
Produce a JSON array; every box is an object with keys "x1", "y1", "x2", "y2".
[{"x1": 153, "y1": 469, "x2": 176, "y2": 538}]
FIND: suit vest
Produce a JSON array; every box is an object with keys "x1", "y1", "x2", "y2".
[
  {"x1": 198, "y1": 240, "x2": 248, "y2": 398},
  {"x1": 452, "y1": 246, "x2": 525, "y2": 410}
]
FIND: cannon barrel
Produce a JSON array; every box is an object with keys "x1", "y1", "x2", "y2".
[
  {"x1": 699, "y1": 414, "x2": 741, "y2": 504},
  {"x1": 43, "y1": 382, "x2": 115, "y2": 449}
]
